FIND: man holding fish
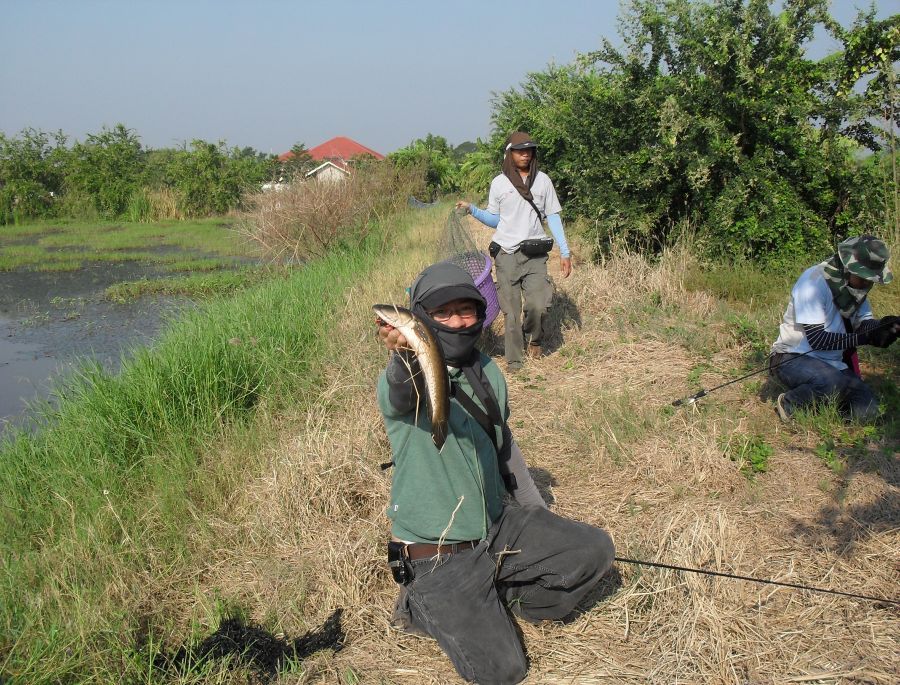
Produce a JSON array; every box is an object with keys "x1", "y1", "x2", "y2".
[{"x1": 374, "y1": 261, "x2": 614, "y2": 685}]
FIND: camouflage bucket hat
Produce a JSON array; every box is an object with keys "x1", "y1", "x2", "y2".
[{"x1": 837, "y1": 235, "x2": 893, "y2": 285}]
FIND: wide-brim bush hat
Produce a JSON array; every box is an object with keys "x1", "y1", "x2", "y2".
[{"x1": 837, "y1": 235, "x2": 893, "y2": 285}]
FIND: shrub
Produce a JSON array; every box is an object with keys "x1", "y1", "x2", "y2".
[
  {"x1": 167, "y1": 140, "x2": 271, "y2": 217},
  {"x1": 239, "y1": 162, "x2": 421, "y2": 262},
  {"x1": 65, "y1": 124, "x2": 143, "y2": 217}
]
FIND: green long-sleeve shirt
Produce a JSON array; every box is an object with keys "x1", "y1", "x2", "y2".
[{"x1": 377, "y1": 352, "x2": 509, "y2": 543}]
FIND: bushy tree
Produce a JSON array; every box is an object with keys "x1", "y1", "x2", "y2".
[
  {"x1": 485, "y1": 0, "x2": 898, "y2": 265},
  {"x1": 388, "y1": 134, "x2": 460, "y2": 198},
  {"x1": 66, "y1": 124, "x2": 144, "y2": 217},
  {"x1": 0, "y1": 128, "x2": 69, "y2": 222},
  {"x1": 278, "y1": 143, "x2": 314, "y2": 182},
  {"x1": 458, "y1": 138, "x2": 503, "y2": 198},
  {"x1": 166, "y1": 140, "x2": 270, "y2": 216}
]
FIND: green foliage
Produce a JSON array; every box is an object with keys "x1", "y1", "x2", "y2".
[
  {"x1": 813, "y1": 424, "x2": 880, "y2": 474},
  {"x1": 725, "y1": 312, "x2": 771, "y2": 363},
  {"x1": 167, "y1": 140, "x2": 269, "y2": 217},
  {"x1": 458, "y1": 139, "x2": 502, "y2": 198},
  {"x1": 278, "y1": 142, "x2": 314, "y2": 181},
  {"x1": 388, "y1": 134, "x2": 460, "y2": 198},
  {"x1": 720, "y1": 432, "x2": 773, "y2": 477},
  {"x1": 0, "y1": 125, "x2": 275, "y2": 224},
  {"x1": 66, "y1": 124, "x2": 144, "y2": 217},
  {"x1": 0, "y1": 128, "x2": 69, "y2": 223},
  {"x1": 486, "y1": 0, "x2": 897, "y2": 265}
]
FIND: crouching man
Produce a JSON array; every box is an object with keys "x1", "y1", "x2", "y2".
[
  {"x1": 375, "y1": 261, "x2": 615, "y2": 685},
  {"x1": 771, "y1": 235, "x2": 899, "y2": 422}
]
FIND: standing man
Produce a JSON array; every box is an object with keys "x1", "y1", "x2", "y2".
[
  {"x1": 376, "y1": 261, "x2": 615, "y2": 685},
  {"x1": 770, "y1": 235, "x2": 898, "y2": 422},
  {"x1": 456, "y1": 132, "x2": 571, "y2": 371}
]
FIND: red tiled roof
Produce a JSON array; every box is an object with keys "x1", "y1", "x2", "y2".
[{"x1": 278, "y1": 136, "x2": 384, "y2": 163}]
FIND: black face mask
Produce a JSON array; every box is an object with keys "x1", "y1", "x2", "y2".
[{"x1": 412, "y1": 303, "x2": 484, "y2": 367}]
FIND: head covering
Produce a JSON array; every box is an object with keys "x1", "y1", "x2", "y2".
[
  {"x1": 837, "y1": 235, "x2": 892, "y2": 285},
  {"x1": 409, "y1": 261, "x2": 486, "y2": 366},
  {"x1": 501, "y1": 131, "x2": 539, "y2": 202},
  {"x1": 822, "y1": 235, "x2": 892, "y2": 318}
]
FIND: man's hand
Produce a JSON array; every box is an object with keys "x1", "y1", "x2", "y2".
[
  {"x1": 559, "y1": 256, "x2": 572, "y2": 278},
  {"x1": 868, "y1": 315, "x2": 900, "y2": 348},
  {"x1": 455, "y1": 201, "x2": 470, "y2": 213},
  {"x1": 377, "y1": 321, "x2": 410, "y2": 352}
]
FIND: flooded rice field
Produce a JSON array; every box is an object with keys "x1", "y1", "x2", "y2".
[{"x1": 0, "y1": 262, "x2": 191, "y2": 433}]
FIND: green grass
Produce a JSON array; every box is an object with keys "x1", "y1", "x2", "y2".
[
  {"x1": 104, "y1": 268, "x2": 276, "y2": 303},
  {"x1": 0, "y1": 219, "x2": 394, "y2": 682},
  {"x1": 0, "y1": 217, "x2": 272, "y2": 301},
  {"x1": 0, "y1": 218, "x2": 257, "y2": 272},
  {"x1": 683, "y1": 261, "x2": 797, "y2": 310},
  {"x1": 719, "y1": 432, "x2": 773, "y2": 477}
]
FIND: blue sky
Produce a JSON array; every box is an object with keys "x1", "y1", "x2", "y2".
[{"x1": 1, "y1": 0, "x2": 894, "y2": 156}]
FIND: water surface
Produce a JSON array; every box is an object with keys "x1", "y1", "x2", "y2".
[{"x1": 0, "y1": 263, "x2": 190, "y2": 433}]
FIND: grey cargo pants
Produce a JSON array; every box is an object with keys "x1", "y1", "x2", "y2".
[
  {"x1": 494, "y1": 251, "x2": 553, "y2": 367},
  {"x1": 395, "y1": 505, "x2": 615, "y2": 685}
]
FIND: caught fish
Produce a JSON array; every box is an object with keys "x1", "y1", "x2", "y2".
[{"x1": 373, "y1": 304, "x2": 449, "y2": 449}]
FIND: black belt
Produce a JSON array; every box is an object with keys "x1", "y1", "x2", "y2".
[{"x1": 405, "y1": 541, "x2": 478, "y2": 560}]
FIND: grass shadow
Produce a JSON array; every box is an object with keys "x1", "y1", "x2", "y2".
[
  {"x1": 785, "y1": 371, "x2": 899, "y2": 555},
  {"x1": 149, "y1": 609, "x2": 345, "y2": 683},
  {"x1": 789, "y1": 452, "x2": 899, "y2": 555},
  {"x1": 543, "y1": 288, "x2": 582, "y2": 355},
  {"x1": 566, "y1": 566, "x2": 624, "y2": 622},
  {"x1": 757, "y1": 375, "x2": 784, "y2": 404},
  {"x1": 528, "y1": 467, "x2": 557, "y2": 507}
]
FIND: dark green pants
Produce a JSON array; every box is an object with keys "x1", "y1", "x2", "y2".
[{"x1": 494, "y1": 251, "x2": 553, "y2": 367}]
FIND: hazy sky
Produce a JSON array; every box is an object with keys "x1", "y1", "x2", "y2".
[{"x1": 1, "y1": 0, "x2": 894, "y2": 156}]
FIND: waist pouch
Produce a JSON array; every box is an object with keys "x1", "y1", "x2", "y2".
[
  {"x1": 518, "y1": 237, "x2": 554, "y2": 257},
  {"x1": 488, "y1": 241, "x2": 501, "y2": 259}
]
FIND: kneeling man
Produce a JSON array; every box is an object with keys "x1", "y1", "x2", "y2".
[{"x1": 770, "y1": 235, "x2": 898, "y2": 421}]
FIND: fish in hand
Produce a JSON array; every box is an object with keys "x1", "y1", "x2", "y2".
[{"x1": 373, "y1": 304, "x2": 450, "y2": 450}]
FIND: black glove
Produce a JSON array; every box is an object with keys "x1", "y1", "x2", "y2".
[{"x1": 868, "y1": 316, "x2": 900, "y2": 348}]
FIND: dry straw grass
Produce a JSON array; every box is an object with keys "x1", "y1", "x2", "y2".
[
  {"x1": 161, "y1": 208, "x2": 897, "y2": 684},
  {"x1": 238, "y1": 164, "x2": 420, "y2": 264}
]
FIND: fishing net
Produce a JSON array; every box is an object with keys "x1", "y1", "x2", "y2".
[
  {"x1": 437, "y1": 209, "x2": 501, "y2": 327},
  {"x1": 408, "y1": 196, "x2": 438, "y2": 208}
]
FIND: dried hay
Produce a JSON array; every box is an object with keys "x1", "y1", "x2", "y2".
[{"x1": 173, "y1": 210, "x2": 898, "y2": 683}]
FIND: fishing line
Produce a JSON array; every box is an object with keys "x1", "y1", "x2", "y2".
[
  {"x1": 614, "y1": 556, "x2": 899, "y2": 606},
  {"x1": 672, "y1": 317, "x2": 899, "y2": 407}
]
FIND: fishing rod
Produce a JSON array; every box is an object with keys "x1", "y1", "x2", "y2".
[
  {"x1": 614, "y1": 556, "x2": 899, "y2": 607},
  {"x1": 671, "y1": 351, "x2": 812, "y2": 406},
  {"x1": 672, "y1": 318, "x2": 900, "y2": 407}
]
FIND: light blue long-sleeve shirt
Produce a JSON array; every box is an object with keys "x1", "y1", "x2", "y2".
[{"x1": 469, "y1": 204, "x2": 570, "y2": 258}]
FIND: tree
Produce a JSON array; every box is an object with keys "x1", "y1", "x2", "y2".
[
  {"x1": 166, "y1": 140, "x2": 270, "y2": 216},
  {"x1": 277, "y1": 143, "x2": 313, "y2": 182},
  {"x1": 388, "y1": 134, "x2": 460, "y2": 198},
  {"x1": 487, "y1": 0, "x2": 896, "y2": 264},
  {"x1": 0, "y1": 128, "x2": 69, "y2": 222},
  {"x1": 66, "y1": 124, "x2": 143, "y2": 217},
  {"x1": 458, "y1": 139, "x2": 502, "y2": 198}
]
